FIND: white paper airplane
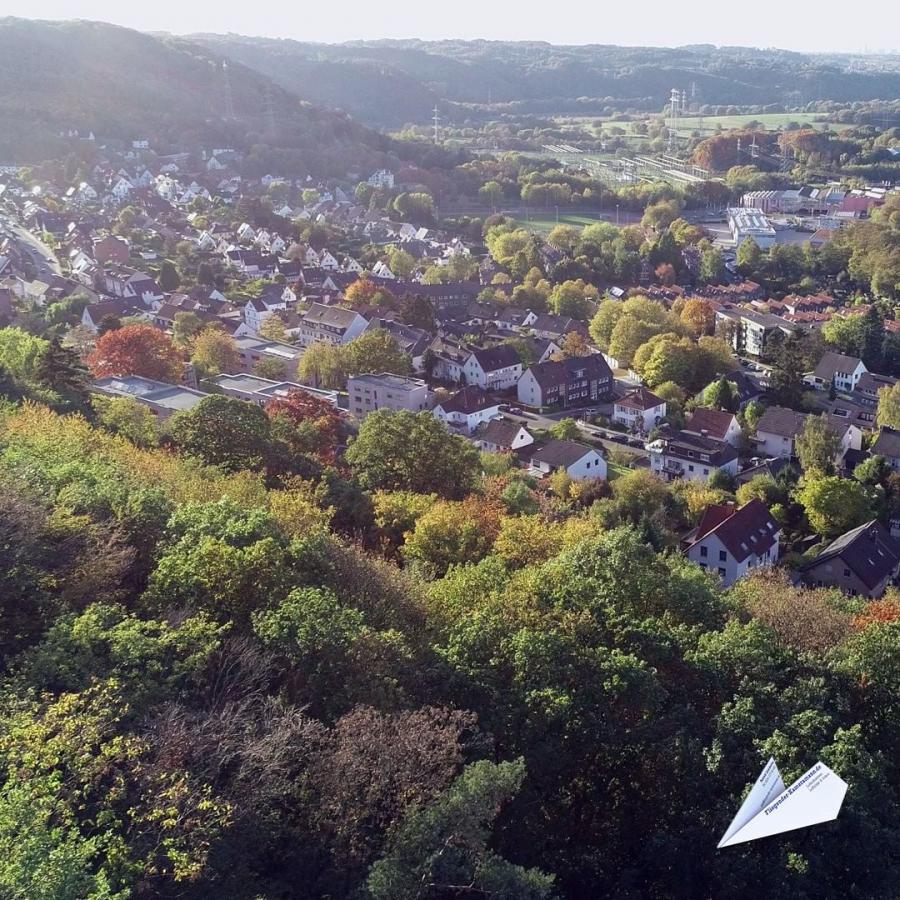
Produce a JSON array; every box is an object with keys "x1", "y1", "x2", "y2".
[{"x1": 718, "y1": 758, "x2": 848, "y2": 848}]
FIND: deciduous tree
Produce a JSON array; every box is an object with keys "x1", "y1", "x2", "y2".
[{"x1": 87, "y1": 324, "x2": 183, "y2": 382}]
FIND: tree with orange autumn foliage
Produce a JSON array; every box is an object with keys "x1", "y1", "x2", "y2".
[
  {"x1": 265, "y1": 388, "x2": 343, "y2": 464},
  {"x1": 679, "y1": 298, "x2": 716, "y2": 337},
  {"x1": 344, "y1": 277, "x2": 396, "y2": 311},
  {"x1": 852, "y1": 595, "x2": 900, "y2": 631},
  {"x1": 87, "y1": 324, "x2": 184, "y2": 382}
]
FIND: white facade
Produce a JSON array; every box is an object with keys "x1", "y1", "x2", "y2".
[
  {"x1": 434, "y1": 403, "x2": 502, "y2": 435},
  {"x1": 647, "y1": 443, "x2": 740, "y2": 484},
  {"x1": 613, "y1": 399, "x2": 667, "y2": 433},
  {"x1": 686, "y1": 530, "x2": 780, "y2": 587},
  {"x1": 530, "y1": 449, "x2": 607, "y2": 481},
  {"x1": 464, "y1": 354, "x2": 522, "y2": 391}
]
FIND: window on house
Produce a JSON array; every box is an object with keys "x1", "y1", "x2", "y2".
[
  {"x1": 843, "y1": 568, "x2": 851, "y2": 578},
  {"x1": 700, "y1": 546, "x2": 708, "y2": 558},
  {"x1": 719, "y1": 550, "x2": 727, "y2": 562},
  {"x1": 718, "y1": 567, "x2": 727, "y2": 577}
]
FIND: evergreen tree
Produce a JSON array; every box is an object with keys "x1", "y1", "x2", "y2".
[
  {"x1": 770, "y1": 333, "x2": 806, "y2": 409},
  {"x1": 33, "y1": 337, "x2": 89, "y2": 406}
]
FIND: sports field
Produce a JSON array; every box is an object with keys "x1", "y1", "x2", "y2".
[{"x1": 511, "y1": 212, "x2": 614, "y2": 232}]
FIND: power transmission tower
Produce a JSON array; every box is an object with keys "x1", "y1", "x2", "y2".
[
  {"x1": 432, "y1": 105, "x2": 441, "y2": 144},
  {"x1": 667, "y1": 88, "x2": 680, "y2": 153}
]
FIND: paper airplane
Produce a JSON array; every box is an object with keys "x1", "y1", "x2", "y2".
[{"x1": 718, "y1": 758, "x2": 847, "y2": 848}]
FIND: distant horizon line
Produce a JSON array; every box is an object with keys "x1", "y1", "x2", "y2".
[{"x1": 3, "y1": 16, "x2": 899, "y2": 56}]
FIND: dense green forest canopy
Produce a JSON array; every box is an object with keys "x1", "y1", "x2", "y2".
[{"x1": 0, "y1": 386, "x2": 898, "y2": 897}]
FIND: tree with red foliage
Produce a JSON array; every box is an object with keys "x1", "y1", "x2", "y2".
[
  {"x1": 87, "y1": 324, "x2": 184, "y2": 382},
  {"x1": 265, "y1": 388, "x2": 342, "y2": 464},
  {"x1": 852, "y1": 596, "x2": 900, "y2": 631}
]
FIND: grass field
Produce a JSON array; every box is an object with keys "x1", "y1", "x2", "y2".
[
  {"x1": 673, "y1": 113, "x2": 839, "y2": 134},
  {"x1": 554, "y1": 112, "x2": 840, "y2": 135},
  {"x1": 511, "y1": 212, "x2": 613, "y2": 232}
]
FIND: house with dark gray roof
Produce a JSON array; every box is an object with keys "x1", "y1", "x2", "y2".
[
  {"x1": 682, "y1": 499, "x2": 780, "y2": 586},
  {"x1": 646, "y1": 426, "x2": 739, "y2": 484},
  {"x1": 296, "y1": 302, "x2": 368, "y2": 348},
  {"x1": 528, "y1": 439, "x2": 607, "y2": 481},
  {"x1": 474, "y1": 418, "x2": 534, "y2": 454},
  {"x1": 754, "y1": 406, "x2": 863, "y2": 463},
  {"x1": 433, "y1": 387, "x2": 502, "y2": 434},
  {"x1": 851, "y1": 371, "x2": 896, "y2": 408},
  {"x1": 805, "y1": 351, "x2": 867, "y2": 393},
  {"x1": 517, "y1": 354, "x2": 613, "y2": 410},
  {"x1": 801, "y1": 520, "x2": 900, "y2": 598}
]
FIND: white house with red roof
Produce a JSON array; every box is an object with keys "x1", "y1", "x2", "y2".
[{"x1": 682, "y1": 500, "x2": 780, "y2": 586}]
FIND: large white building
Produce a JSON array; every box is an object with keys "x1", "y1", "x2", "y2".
[
  {"x1": 728, "y1": 207, "x2": 776, "y2": 249},
  {"x1": 348, "y1": 373, "x2": 433, "y2": 420}
]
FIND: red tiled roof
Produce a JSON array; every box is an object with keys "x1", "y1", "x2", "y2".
[{"x1": 693, "y1": 499, "x2": 779, "y2": 563}]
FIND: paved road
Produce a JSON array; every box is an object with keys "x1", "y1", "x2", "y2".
[
  {"x1": 1, "y1": 216, "x2": 61, "y2": 281},
  {"x1": 501, "y1": 407, "x2": 650, "y2": 462}
]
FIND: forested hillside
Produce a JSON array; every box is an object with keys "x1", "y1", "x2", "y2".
[
  {"x1": 0, "y1": 18, "x2": 396, "y2": 174},
  {"x1": 0, "y1": 386, "x2": 898, "y2": 898},
  {"x1": 191, "y1": 35, "x2": 900, "y2": 126}
]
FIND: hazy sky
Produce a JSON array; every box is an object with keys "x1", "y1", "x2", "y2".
[{"x1": 3, "y1": 0, "x2": 899, "y2": 53}]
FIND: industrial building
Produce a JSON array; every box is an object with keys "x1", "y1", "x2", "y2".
[{"x1": 727, "y1": 207, "x2": 776, "y2": 249}]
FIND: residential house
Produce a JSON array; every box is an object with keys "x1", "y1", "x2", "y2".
[
  {"x1": 801, "y1": 520, "x2": 900, "y2": 598},
  {"x1": 81, "y1": 298, "x2": 147, "y2": 332},
  {"x1": 683, "y1": 408, "x2": 743, "y2": 448},
  {"x1": 517, "y1": 354, "x2": 614, "y2": 410},
  {"x1": 462, "y1": 345, "x2": 522, "y2": 391},
  {"x1": 242, "y1": 284, "x2": 295, "y2": 333},
  {"x1": 646, "y1": 426, "x2": 739, "y2": 483},
  {"x1": 852, "y1": 371, "x2": 897, "y2": 409},
  {"x1": 613, "y1": 387, "x2": 667, "y2": 434},
  {"x1": 363, "y1": 318, "x2": 431, "y2": 372},
  {"x1": 433, "y1": 387, "x2": 501, "y2": 434},
  {"x1": 735, "y1": 456, "x2": 794, "y2": 487},
  {"x1": 872, "y1": 427, "x2": 900, "y2": 470},
  {"x1": 682, "y1": 499, "x2": 781, "y2": 586},
  {"x1": 528, "y1": 440, "x2": 607, "y2": 481},
  {"x1": 101, "y1": 266, "x2": 163, "y2": 306},
  {"x1": 348, "y1": 373, "x2": 433, "y2": 420},
  {"x1": 92, "y1": 234, "x2": 130, "y2": 265},
  {"x1": 529, "y1": 313, "x2": 591, "y2": 342},
  {"x1": 474, "y1": 418, "x2": 534, "y2": 454},
  {"x1": 755, "y1": 406, "x2": 862, "y2": 460},
  {"x1": 755, "y1": 406, "x2": 808, "y2": 458},
  {"x1": 296, "y1": 303, "x2": 368, "y2": 348},
  {"x1": 805, "y1": 352, "x2": 868, "y2": 393}
]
